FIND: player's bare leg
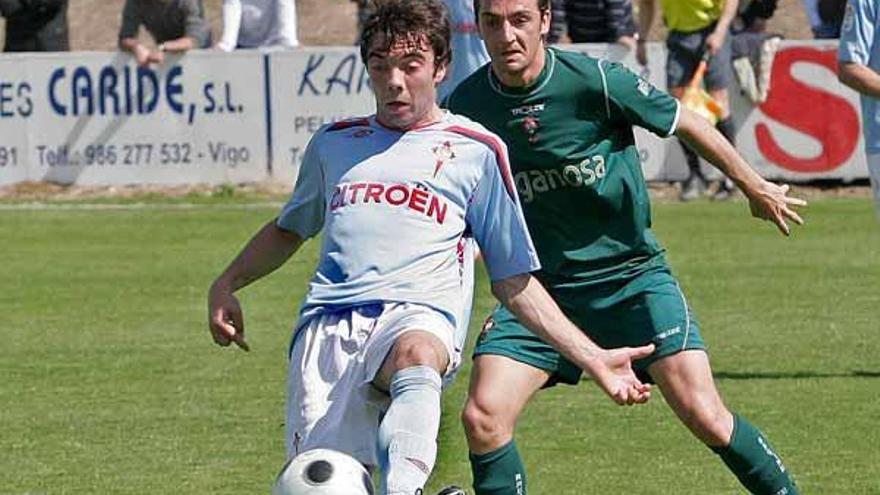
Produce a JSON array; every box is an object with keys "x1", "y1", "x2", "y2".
[
  {"x1": 648, "y1": 350, "x2": 733, "y2": 445},
  {"x1": 462, "y1": 355, "x2": 549, "y2": 494},
  {"x1": 649, "y1": 350, "x2": 799, "y2": 494},
  {"x1": 373, "y1": 330, "x2": 450, "y2": 495}
]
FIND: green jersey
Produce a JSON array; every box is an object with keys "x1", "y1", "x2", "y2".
[{"x1": 447, "y1": 47, "x2": 680, "y2": 285}]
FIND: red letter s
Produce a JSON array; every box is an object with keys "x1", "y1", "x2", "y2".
[{"x1": 756, "y1": 47, "x2": 859, "y2": 173}]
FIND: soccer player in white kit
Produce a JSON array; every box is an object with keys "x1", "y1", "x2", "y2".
[
  {"x1": 207, "y1": 1, "x2": 654, "y2": 494},
  {"x1": 839, "y1": 0, "x2": 880, "y2": 219}
]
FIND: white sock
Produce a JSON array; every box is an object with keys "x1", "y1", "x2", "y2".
[{"x1": 378, "y1": 365, "x2": 442, "y2": 495}]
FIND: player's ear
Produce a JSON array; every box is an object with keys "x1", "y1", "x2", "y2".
[
  {"x1": 433, "y1": 57, "x2": 449, "y2": 85},
  {"x1": 539, "y1": 5, "x2": 551, "y2": 38}
]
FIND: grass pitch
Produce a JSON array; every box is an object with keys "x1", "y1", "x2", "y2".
[{"x1": 1, "y1": 196, "x2": 878, "y2": 494}]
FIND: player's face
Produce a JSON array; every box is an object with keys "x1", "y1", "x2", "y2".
[
  {"x1": 477, "y1": 0, "x2": 550, "y2": 87},
  {"x1": 367, "y1": 34, "x2": 447, "y2": 131}
]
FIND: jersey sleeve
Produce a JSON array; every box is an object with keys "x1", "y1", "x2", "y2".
[
  {"x1": 839, "y1": 0, "x2": 875, "y2": 65},
  {"x1": 465, "y1": 142, "x2": 541, "y2": 281},
  {"x1": 276, "y1": 135, "x2": 325, "y2": 239},
  {"x1": 600, "y1": 60, "x2": 681, "y2": 137}
]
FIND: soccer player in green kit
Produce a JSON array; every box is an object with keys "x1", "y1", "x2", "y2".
[{"x1": 445, "y1": 0, "x2": 806, "y2": 494}]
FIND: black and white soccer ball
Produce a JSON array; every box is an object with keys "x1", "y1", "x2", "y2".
[{"x1": 272, "y1": 449, "x2": 374, "y2": 495}]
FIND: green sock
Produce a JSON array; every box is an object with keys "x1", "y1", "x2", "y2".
[
  {"x1": 470, "y1": 440, "x2": 526, "y2": 495},
  {"x1": 712, "y1": 414, "x2": 799, "y2": 495}
]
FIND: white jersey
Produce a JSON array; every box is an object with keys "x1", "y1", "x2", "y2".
[
  {"x1": 840, "y1": 0, "x2": 880, "y2": 153},
  {"x1": 437, "y1": 0, "x2": 490, "y2": 101},
  {"x1": 277, "y1": 111, "x2": 540, "y2": 331}
]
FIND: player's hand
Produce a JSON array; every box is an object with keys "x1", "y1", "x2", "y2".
[
  {"x1": 745, "y1": 181, "x2": 807, "y2": 236},
  {"x1": 147, "y1": 50, "x2": 165, "y2": 65},
  {"x1": 133, "y1": 45, "x2": 152, "y2": 67},
  {"x1": 586, "y1": 344, "x2": 655, "y2": 406},
  {"x1": 207, "y1": 281, "x2": 250, "y2": 351},
  {"x1": 705, "y1": 30, "x2": 726, "y2": 56},
  {"x1": 617, "y1": 35, "x2": 638, "y2": 52}
]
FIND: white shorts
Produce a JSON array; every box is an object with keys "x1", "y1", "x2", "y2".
[
  {"x1": 867, "y1": 153, "x2": 880, "y2": 220},
  {"x1": 284, "y1": 302, "x2": 460, "y2": 467}
]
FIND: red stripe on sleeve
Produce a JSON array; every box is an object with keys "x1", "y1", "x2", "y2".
[{"x1": 443, "y1": 125, "x2": 517, "y2": 200}]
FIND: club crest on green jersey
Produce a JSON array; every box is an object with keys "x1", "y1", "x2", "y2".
[
  {"x1": 511, "y1": 103, "x2": 545, "y2": 144},
  {"x1": 521, "y1": 115, "x2": 541, "y2": 143}
]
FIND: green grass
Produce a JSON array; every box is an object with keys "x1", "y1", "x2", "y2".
[{"x1": 1, "y1": 197, "x2": 878, "y2": 494}]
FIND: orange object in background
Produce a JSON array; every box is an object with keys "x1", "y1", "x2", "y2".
[{"x1": 681, "y1": 56, "x2": 724, "y2": 124}]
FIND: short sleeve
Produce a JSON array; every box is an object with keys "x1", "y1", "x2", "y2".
[
  {"x1": 276, "y1": 136, "x2": 326, "y2": 239},
  {"x1": 600, "y1": 60, "x2": 681, "y2": 137},
  {"x1": 118, "y1": 0, "x2": 140, "y2": 41},
  {"x1": 839, "y1": 0, "x2": 875, "y2": 65},
  {"x1": 465, "y1": 142, "x2": 541, "y2": 281}
]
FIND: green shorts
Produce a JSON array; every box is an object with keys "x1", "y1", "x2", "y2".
[{"x1": 474, "y1": 266, "x2": 705, "y2": 385}]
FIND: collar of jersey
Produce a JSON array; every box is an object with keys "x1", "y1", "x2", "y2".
[
  {"x1": 369, "y1": 111, "x2": 451, "y2": 133},
  {"x1": 486, "y1": 47, "x2": 556, "y2": 98}
]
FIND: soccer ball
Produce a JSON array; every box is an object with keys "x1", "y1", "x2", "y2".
[{"x1": 272, "y1": 449, "x2": 374, "y2": 495}]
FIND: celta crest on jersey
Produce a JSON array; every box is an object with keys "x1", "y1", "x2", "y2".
[
  {"x1": 329, "y1": 181, "x2": 450, "y2": 224},
  {"x1": 432, "y1": 140, "x2": 457, "y2": 177}
]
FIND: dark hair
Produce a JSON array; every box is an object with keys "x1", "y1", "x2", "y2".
[
  {"x1": 359, "y1": 0, "x2": 452, "y2": 71},
  {"x1": 472, "y1": 0, "x2": 551, "y2": 21}
]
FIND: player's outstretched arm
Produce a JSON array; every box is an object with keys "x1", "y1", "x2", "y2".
[
  {"x1": 208, "y1": 220, "x2": 304, "y2": 351},
  {"x1": 491, "y1": 274, "x2": 654, "y2": 405},
  {"x1": 675, "y1": 108, "x2": 807, "y2": 236},
  {"x1": 838, "y1": 61, "x2": 880, "y2": 98}
]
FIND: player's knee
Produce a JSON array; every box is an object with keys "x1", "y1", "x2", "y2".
[
  {"x1": 461, "y1": 396, "x2": 513, "y2": 450},
  {"x1": 684, "y1": 403, "x2": 734, "y2": 447},
  {"x1": 388, "y1": 334, "x2": 446, "y2": 372}
]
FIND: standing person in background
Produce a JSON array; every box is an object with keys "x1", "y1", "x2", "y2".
[
  {"x1": 547, "y1": 0, "x2": 566, "y2": 43},
  {"x1": 638, "y1": 0, "x2": 739, "y2": 201},
  {"x1": 119, "y1": 0, "x2": 212, "y2": 67},
  {"x1": 839, "y1": 0, "x2": 880, "y2": 219},
  {"x1": 730, "y1": 0, "x2": 781, "y2": 104},
  {"x1": 438, "y1": 0, "x2": 490, "y2": 100},
  {"x1": 0, "y1": 0, "x2": 68, "y2": 52},
  {"x1": 563, "y1": 0, "x2": 638, "y2": 49},
  {"x1": 352, "y1": 0, "x2": 371, "y2": 42},
  {"x1": 803, "y1": 0, "x2": 847, "y2": 37},
  {"x1": 216, "y1": 0, "x2": 298, "y2": 51},
  {"x1": 819, "y1": 0, "x2": 848, "y2": 35}
]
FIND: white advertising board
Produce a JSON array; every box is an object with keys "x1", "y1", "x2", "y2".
[
  {"x1": 0, "y1": 50, "x2": 269, "y2": 186},
  {"x1": 268, "y1": 47, "x2": 376, "y2": 185},
  {"x1": 0, "y1": 41, "x2": 871, "y2": 187}
]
